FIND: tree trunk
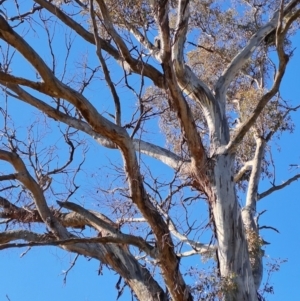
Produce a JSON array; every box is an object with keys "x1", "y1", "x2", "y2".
[{"x1": 211, "y1": 154, "x2": 258, "y2": 301}]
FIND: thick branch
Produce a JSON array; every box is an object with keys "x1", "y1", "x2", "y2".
[
  {"x1": 215, "y1": 0, "x2": 299, "y2": 97},
  {"x1": 0, "y1": 196, "x2": 105, "y2": 230},
  {"x1": 133, "y1": 140, "x2": 187, "y2": 170},
  {"x1": 0, "y1": 174, "x2": 17, "y2": 181},
  {"x1": 0, "y1": 71, "x2": 45, "y2": 90},
  {"x1": 234, "y1": 161, "x2": 253, "y2": 183},
  {"x1": 173, "y1": 0, "x2": 190, "y2": 70},
  {"x1": 171, "y1": 1, "x2": 228, "y2": 152},
  {"x1": 245, "y1": 137, "x2": 266, "y2": 211},
  {"x1": 151, "y1": 0, "x2": 171, "y2": 61},
  {"x1": 57, "y1": 201, "x2": 157, "y2": 258},
  {"x1": 241, "y1": 137, "x2": 266, "y2": 290},
  {"x1": 0, "y1": 236, "x2": 153, "y2": 251},
  {"x1": 25, "y1": 3, "x2": 195, "y2": 297},
  {"x1": 0, "y1": 196, "x2": 42, "y2": 222},
  {"x1": 225, "y1": 3, "x2": 300, "y2": 153},
  {"x1": 0, "y1": 230, "x2": 46, "y2": 244},
  {"x1": 0, "y1": 228, "x2": 166, "y2": 301},
  {"x1": 154, "y1": 1, "x2": 207, "y2": 177}
]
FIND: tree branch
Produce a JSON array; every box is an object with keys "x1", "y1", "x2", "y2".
[
  {"x1": 151, "y1": 0, "x2": 170, "y2": 61},
  {"x1": 234, "y1": 161, "x2": 253, "y2": 183},
  {"x1": 171, "y1": 1, "x2": 228, "y2": 150},
  {"x1": 259, "y1": 225, "x2": 280, "y2": 233},
  {"x1": 152, "y1": 0, "x2": 208, "y2": 178},
  {"x1": 177, "y1": 250, "x2": 200, "y2": 257},
  {"x1": 0, "y1": 150, "x2": 68, "y2": 238},
  {"x1": 0, "y1": 71, "x2": 45, "y2": 90},
  {"x1": 0, "y1": 228, "x2": 166, "y2": 300},
  {"x1": 245, "y1": 137, "x2": 266, "y2": 211},
  {"x1": 0, "y1": 207, "x2": 166, "y2": 300},
  {"x1": 0, "y1": 173, "x2": 17, "y2": 181},
  {"x1": 0, "y1": 16, "x2": 131, "y2": 146},
  {"x1": 0, "y1": 229, "x2": 47, "y2": 244},
  {"x1": 173, "y1": 0, "x2": 190, "y2": 70},
  {"x1": 133, "y1": 140, "x2": 187, "y2": 170},
  {"x1": 215, "y1": 0, "x2": 300, "y2": 97},
  {"x1": 93, "y1": 0, "x2": 165, "y2": 88},
  {"x1": 226, "y1": 40, "x2": 289, "y2": 153},
  {"x1": 0, "y1": 196, "x2": 105, "y2": 230},
  {"x1": 0, "y1": 15, "x2": 58, "y2": 84},
  {"x1": 124, "y1": 214, "x2": 215, "y2": 257},
  {"x1": 31, "y1": 0, "x2": 165, "y2": 88},
  {"x1": 1, "y1": 82, "x2": 185, "y2": 170},
  {"x1": 33, "y1": 0, "x2": 118, "y2": 56},
  {"x1": 90, "y1": 0, "x2": 121, "y2": 126},
  {"x1": 0, "y1": 235, "x2": 155, "y2": 252},
  {"x1": 258, "y1": 174, "x2": 300, "y2": 200},
  {"x1": 57, "y1": 201, "x2": 157, "y2": 258}
]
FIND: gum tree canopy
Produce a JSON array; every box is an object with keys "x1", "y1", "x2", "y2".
[{"x1": 0, "y1": 0, "x2": 299, "y2": 300}]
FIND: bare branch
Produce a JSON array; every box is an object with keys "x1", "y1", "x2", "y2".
[
  {"x1": 259, "y1": 226, "x2": 280, "y2": 233},
  {"x1": 124, "y1": 214, "x2": 215, "y2": 256},
  {"x1": 0, "y1": 219, "x2": 165, "y2": 301},
  {"x1": 90, "y1": 0, "x2": 121, "y2": 126},
  {"x1": 171, "y1": 1, "x2": 228, "y2": 154},
  {"x1": 151, "y1": 0, "x2": 170, "y2": 60},
  {"x1": 126, "y1": 24, "x2": 156, "y2": 55},
  {"x1": 33, "y1": 0, "x2": 118, "y2": 56},
  {"x1": 0, "y1": 71, "x2": 45, "y2": 90},
  {"x1": 0, "y1": 150, "x2": 68, "y2": 238},
  {"x1": 0, "y1": 229, "x2": 46, "y2": 244},
  {"x1": 133, "y1": 140, "x2": 187, "y2": 170},
  {"x1": 0, "y1": 235, "x2": 155, "y2": 252},
  {"x1": 8, "y1": 4, "x2": 42, "y2": 21},
  {"x1": 0, "y1": 17, "x2": 129, "y2": 146},
  {"x1": 0, "y1": 1, "x2": 299, "y2": 299},
  {"x1": 0, "y1": 15, "x2": 58, "y2": 83},
  {"x1": 152, "y1": 2, "x2": 208, "y2": 177},
  {"x1": 93, "y1": 0, "x2": 164, "y2": 88},
  {"x1": 32, "y1": 0, "x2": 165, "y2": 88},
  {"x1": 177, "y1": 250, "x2": 200, "y2": 257},
  {"x1": 62, "y1": 254, "x2": 79, "y2": 285},
  {"x1": 258, "y1": 174, "x2": 300, "y2": 200},
  {"x1": 173, "y1": 0, "x2": 190, "y2": 70},
  {"x1": 0, "y1": 173, "x2": 17, "y2": 181},
  {"x1": 57, "y1": 201, "x2": 157, "y2": 258},
  {"x1": 2, "y1": 83, "x2": 184, "y2": 170}
]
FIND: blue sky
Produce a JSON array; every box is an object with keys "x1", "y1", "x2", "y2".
[{"x1": 0, "y1": 3, "x2": 300, "y2": 301}]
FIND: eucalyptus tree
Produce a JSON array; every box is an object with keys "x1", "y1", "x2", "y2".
[{"x1": 0, "y1": 0, "x2": 299, "y2": 300}]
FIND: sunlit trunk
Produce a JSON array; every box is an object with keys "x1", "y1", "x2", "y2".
[{"x1": 211, "y1": 154, "x2": 258, "y2": 301}]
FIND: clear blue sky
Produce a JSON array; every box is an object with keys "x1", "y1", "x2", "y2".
[{"x1": 0, "y1": 3, "x2": 300, "y2": 301}]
